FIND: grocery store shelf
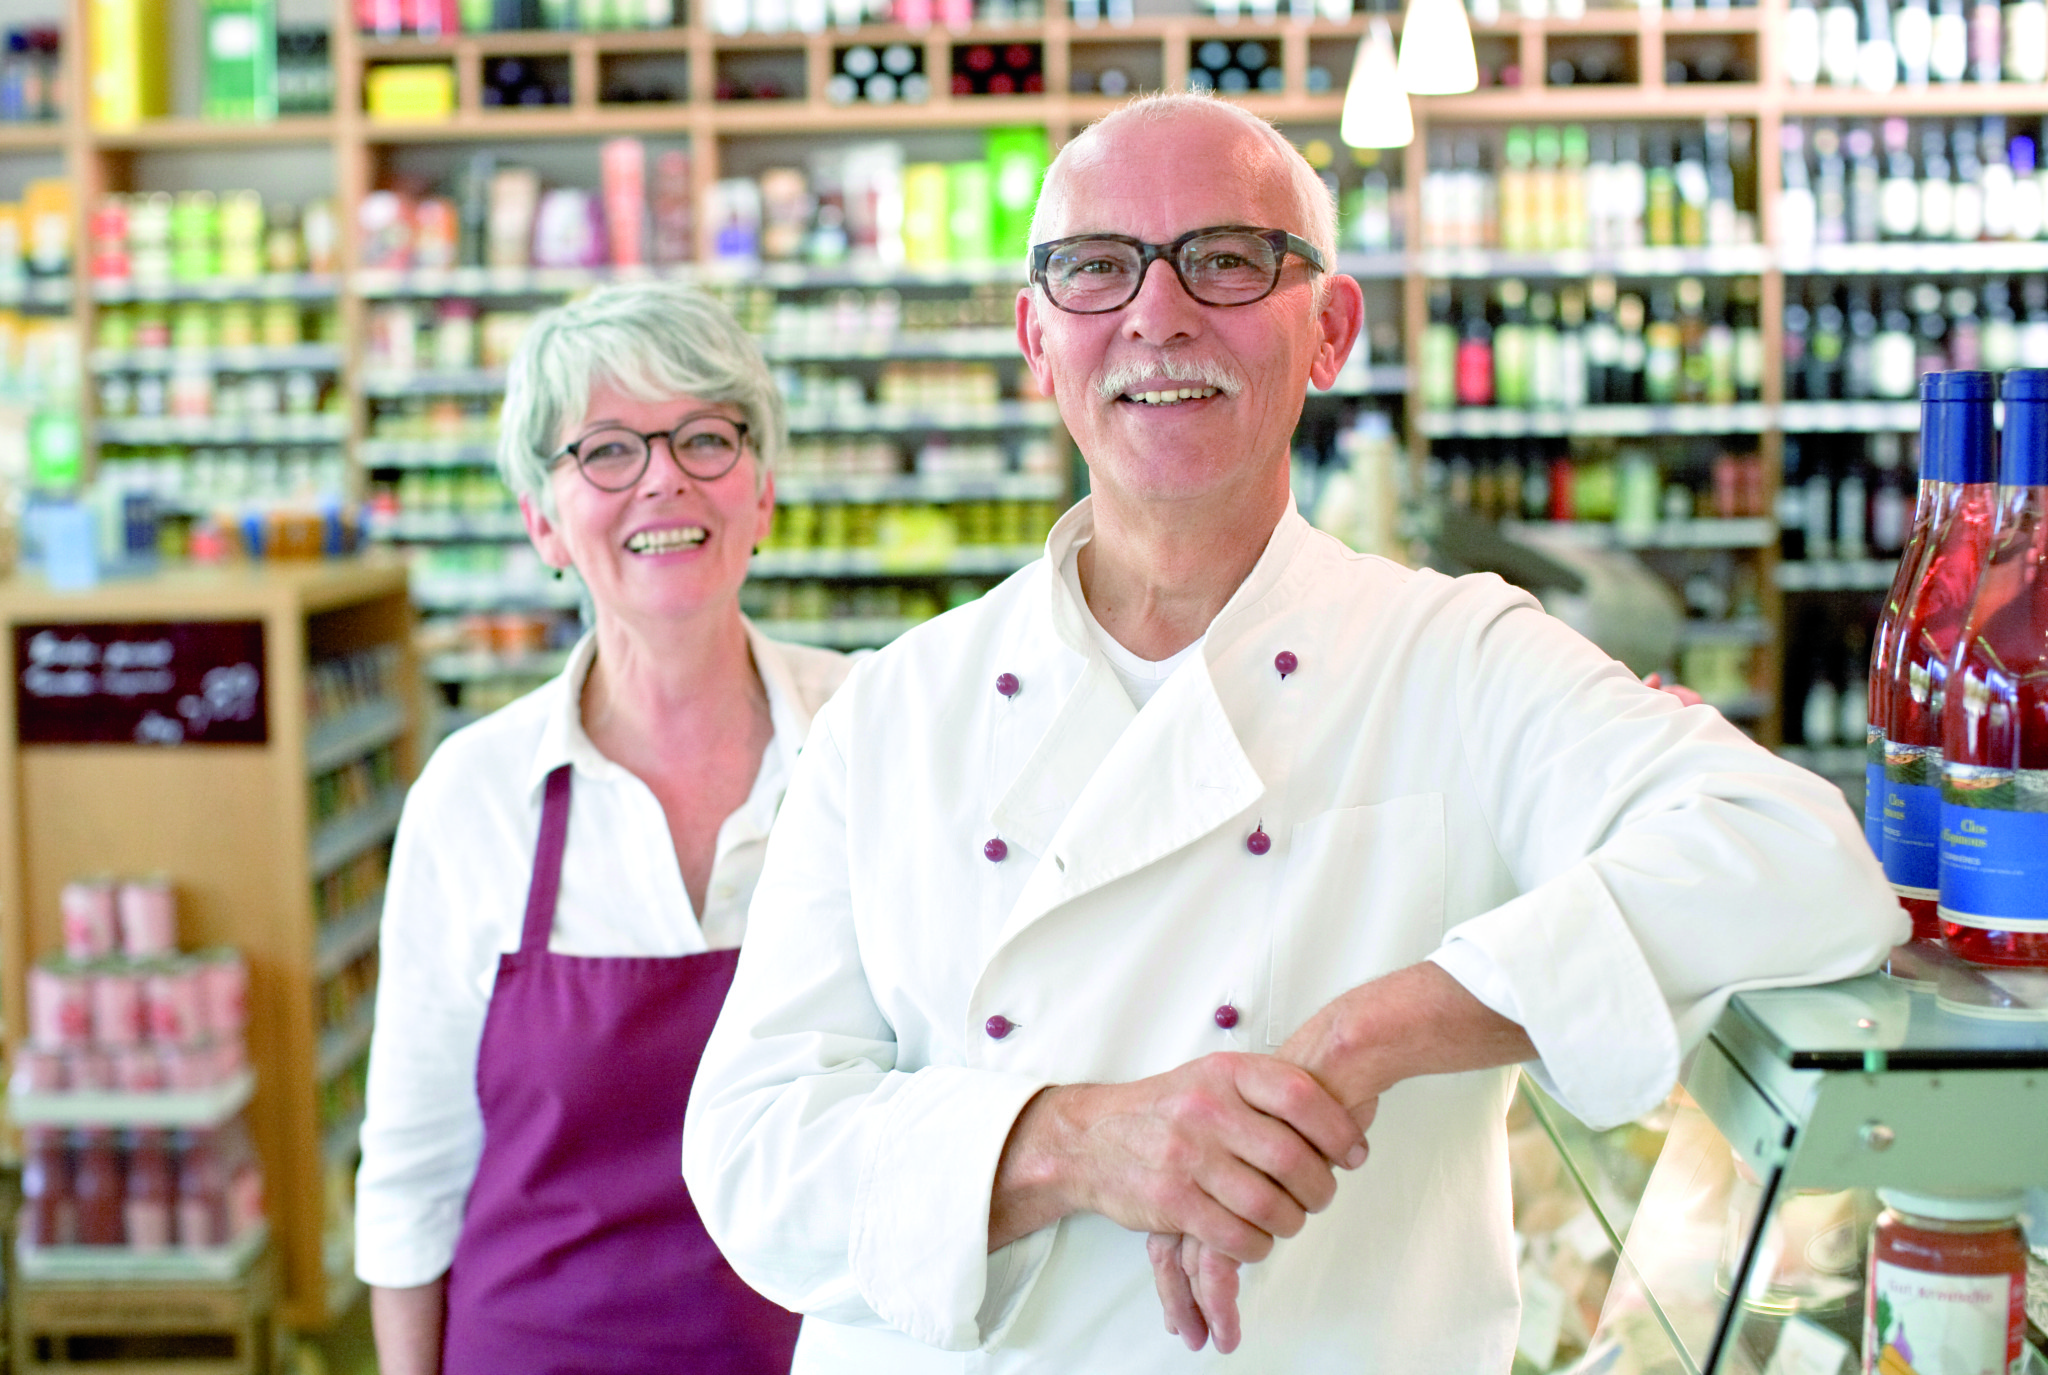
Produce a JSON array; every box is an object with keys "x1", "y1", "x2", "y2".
[
  {"x1": 309, "y1": 788, "x2": 407, "y2": 882},
  {"x1": 1416, "y1": 246, "x2": 1770, "y2": 278},
  {"x1": 739, "y1": 260, "x2": 1026, "y2": 289},
  {"x1": 424, "y1": 649, "x2": 573, "y2": 683},
  {"x1": 317, "y1": 1004, "x2": 376, "y2": 1084},
  {"x1": 758, "y1": 616, "x2": 926, "y2": 648},
  {"x1": 91, "y1": 115, "x2": 338, "y2": 148},
  {"x1": 749, "y1": 544, "x2": 1041, "y2": 577},
  {"x1": 1503, "y1": 517, "x2": 1774, "y2": 550},
  {"x1": 787, "y1": 400, "x2": 1058, "y2": 433},
  {"x1": 306, "y1": 696, "x2": 408, "y2": 775},
  {"x1": 1325, "y1": 364, "x2": 1411, "y2": 396},
  {"x1": 1418, "y1": 84, "x2": 1769, "y2": 121},
  {"x1": 98, "y1": 414, "x2": 349, "y2": 445},
  {"x1": 0, "y1": 122, "x2": 62, "y2": 150},
  {"x1": 8, "y1": 1068, "x2": 257, "y2": 1129},
  {"x1": 1776, "y1": 557, "x2": 1899, "y2": 591},
  {"x1": 360, "y1": 439, "x2": 499, "y2": 468},
  {"x1": 760, "y1": 328, "x2": 1020, "y2": 361},
  {"x1": 353, "y1": 261, "x2": 1031, "y2": 297},
  {"x1": 1420, "y1": 403, "x2": 1770, "y2": 438},
  {"x1": 91, "y1": 344, "x2": 347, "y2": 374},
  {"x1": 18, "y1": 1222, "x2": 269, "y2": 1283},
  {"x1": 774, "y1": 472, "x2": 1065, "y2": 503},
  {"x1": 1334, "y1": 252, "x2": 1410, "y2": 281},
  {"x1": 1781, "y1": 83, "x2": 2048, "y2": 116},
  {"x1": 1778, "y1": 401, "x2": 1920, "y2": 433},
  {"x1": 1780, "y1": 241, "x2": 2048, "y2": 274},
  {"x1": 0, "y1": 277, "x2": 72, "y2": 308},
  {"x1": 411, "y1": 581, "x2": 587, "y2": 612},
  {"x1": 363, "y1": 369, "x2": 508, "y2": 397},
  {"x1": 94, "y1": 273, "x2": 340, "y2": 302},
  {"x1": 372, "y1": 511, "x2": 526, "y2": 542},
  {"x1": 315, "y1": 892, "x2": 385, "y2": 984}
]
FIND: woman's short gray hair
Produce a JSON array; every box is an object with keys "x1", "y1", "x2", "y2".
[{"x1": 497, "y1": 280, "x2": 784, "y2": 515}]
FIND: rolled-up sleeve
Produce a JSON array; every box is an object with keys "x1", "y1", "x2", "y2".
[
  {"x1": 1441, "y1": 590, "x2": 1907, "y2": 1130},
  {"x1": 684, "y1": 708, "x2": 1050, "y2": 1351}
]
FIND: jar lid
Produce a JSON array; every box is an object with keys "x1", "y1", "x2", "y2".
[{"x1": 1877, "y1": 1188, "x2": 2026, "y2": 1222}]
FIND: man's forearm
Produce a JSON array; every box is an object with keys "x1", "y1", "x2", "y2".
[{"x1": 1278, "y1": 961, "x2": 1537, "y2": 1111}]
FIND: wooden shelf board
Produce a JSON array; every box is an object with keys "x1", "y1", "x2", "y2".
[
  {"x1": 91, "y1": 116, "x2": 341, "y2": 149},
  {"x1": 1419, "y1": 83, "x2": 1764, "y2": 116},
  {"x1": 0, "y1": 123, "x2": 63, "y2": 151},
  {"x1": 1780, "y1": 83, "x2": 2048, "y2": 115},
  {"x1": 714, "y1": 95, "x2": 1059, "y2": 130},
  {"x1": 363, "y1": 104, "x2": 695, "y2": 139}
]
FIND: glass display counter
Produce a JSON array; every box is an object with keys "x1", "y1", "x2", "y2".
[{"x1": 1518, "y1": 946, "x2": 2048, "y2": 1375}]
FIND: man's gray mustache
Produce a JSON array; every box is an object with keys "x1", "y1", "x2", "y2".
[{"x1": 1093, "y1": 358, "x2": 1249, "y2": 401}]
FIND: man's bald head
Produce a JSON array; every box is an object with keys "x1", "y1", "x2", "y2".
[{"x1": 1027, "y1": 94, "x2": 1338, "y2": 299}]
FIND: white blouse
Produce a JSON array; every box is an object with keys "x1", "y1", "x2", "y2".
[{"x1": 354, "y1": 623, "x2": 851, "y2": 1289}]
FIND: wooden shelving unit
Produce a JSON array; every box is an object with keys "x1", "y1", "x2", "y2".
[{"x1": 0, "y1": 559, "x2": 420, "y2": 1330}]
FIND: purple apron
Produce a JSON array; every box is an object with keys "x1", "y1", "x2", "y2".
[{"x1": 441, "y1": 764, "x2": 802, "y2": 1375}]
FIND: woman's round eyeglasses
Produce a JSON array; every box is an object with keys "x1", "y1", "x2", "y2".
[
  {"x1": 551, "y1": 413, "x2": 751, "y2": 491},
  {"x1": 1029, "y1": 225, "x2": 1327, "y2": 315}
]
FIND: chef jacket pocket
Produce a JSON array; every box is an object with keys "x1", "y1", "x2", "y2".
[{"x1": 1266, "y1": 793, "x2": 1447, "y2": 1047}]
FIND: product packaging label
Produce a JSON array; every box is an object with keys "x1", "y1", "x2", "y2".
[
  {"x1": 1938, "y1": 768, "x2": 2048, "y2": 932},
  {"x1": 1882, "y1": 759, "x2": 1943, "y2": 896},
  {"x1": 1863, "y1": 1260, "x2": 2021, "y2": 1374},
  {"x1": 1867, "y1": 764, "x2": 1887, "y2": 859}
]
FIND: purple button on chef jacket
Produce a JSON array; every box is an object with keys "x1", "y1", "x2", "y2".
[
  {"x1": 996, "y1": 672, "x2": 1020, "y2": 697},
  {"x1": 985, "y1": 1015, "x2": 1014, "y2": 1040},
  {"x1": 984, "y1": 837, "x2": 1008, "y2": 863},
  {"x1": 1275, "y1": 651, "x2": 1298, "y2": 679},
  {"x1": 1214, "y1": 1004, "x2": 1239, "y2": 1030},
  {"x1": 1246, "y1": 827, "x2": 1271, "y2": 856}
]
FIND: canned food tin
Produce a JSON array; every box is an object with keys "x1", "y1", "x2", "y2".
[
  {"x1": 160, "y1": 1040, "x2": 215, "y2": 1092},
  {"x1": 29, "y1": 962, "x2": 94, "y2": 1046},
  {"x1": 91, "y1": 967, "x2": 146, "y2": 1046},
  {"x1": 60, "y1": 878, "x2": 119, "y2": 961},
  {"x1": 195, "y1": 950, "x2": 248, "y2": 1038},
  {"x1": 145, "y1": 961, "x2": 206, "y2": 1043},
  {"x1": 13, "y1": 1045, "x2": 67, "y2": 1092},
  {"x1": 118, "y1": 876, "x2": 178, "y2": 958},
  {"x1": 114, "y1": 1043, "x2": 164, "y2": 1093},
  {"x1": 65, "y1": 1045, "x2": 115, "y2": 1091}
]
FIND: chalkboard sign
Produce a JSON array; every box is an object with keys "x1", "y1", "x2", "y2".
[{"x1": 15, "y1": 621, "x2": 268, "y2": 746}]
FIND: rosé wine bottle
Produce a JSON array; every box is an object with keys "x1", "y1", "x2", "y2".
[
  {"x1": 1881, "y1": 371, "x2": 1998, "y2": 943},
  {"x1": 1939, "y1": 368, "x2": 2048, "y2": 967},
  {"x1": 1868, "y1": 374, "x2": 1951, "y2": 855}
]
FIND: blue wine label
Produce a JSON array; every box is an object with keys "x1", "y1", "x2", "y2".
[
  {"x1": 1864, "y1": 728, "x2": 1885, "y2": 857},
  {"x1": 1939, "y1": 766, "x2": 2048, "y2": 932},
  {"x1": 1882, "y1": 743, "x2": 1942, "y2": 897}
]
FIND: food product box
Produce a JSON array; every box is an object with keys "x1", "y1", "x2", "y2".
[
  {"x1": 88, "y1": 0, "x2": 168, "y2": 129},
  {"x1": 365, "y1": 63, "x2": 456, "y2": 121}
]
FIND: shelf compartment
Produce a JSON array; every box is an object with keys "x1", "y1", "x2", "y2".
[
  {"x1": 97, "y1": 415, "x2": 349, "y2": 445},
  {"x1": 1541, "y1": 31, "x2": 1641, "y2": 87},
  {"x1": 0, "y1": 278, "x2": 72, "y2": 309},
  {"x1": 93, "y1": 274, "x2": 340, "y2": 303},
  {"x1": 1777, "y1": 400, "x2": 1919, "y2": 433},
  {"x1": 310, "y1": 788, "x2": 408, "y2": 882},
  {"x1": 362, "y1": 369, "x2": 506, "y2": 397},
  {"x1": 1417, "y1": 246, "x2": 1770, "y2": 277},
  {"x1": 1419, "y1": 402, "x2": 1771, "y2": 437},
  {"x1": 360, "y1": 439, "x2": 499, "y2": 468},
  {"x1": 1068, "y1": 37, "x2": 1163, "y2": 95},
  {"x1": 774, "y1": 472, "x2": 1065, "y2": 502},
  {"x1": 9, "y1": 1068, "x2": 257, "y2": 1129},
  {"x1": 1779, "y1": 241, "x2": 2048, "y2": 274},
  {"x1": 786, "y1": 400, "x2": 1057, "y2": 432},
  {"x1": 17, "y1": 1221, "x2": 270, "y2": 1283},
  {"x1": 717, "y1": 45, "x2": 808, "y2": 102},
  {"x1": 372, "y1": 512, "x2": 525, "y2": 542},
  {"x1": 90, "y1": 345, "x2": 348, "y2": 375},
  {"x1": 314, "y1": 892, "x2": 386, "y2": 985},
  {"x1": 748, "y1": 544, "x2": 1041, "y2": 577},
  {"x1": 306, "y1": 698, "x2": 409, "y2": 776}
]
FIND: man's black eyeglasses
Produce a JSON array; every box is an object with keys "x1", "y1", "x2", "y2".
[
  {"x1": 1030, "y1": 226, "x2": 1327, "y2": 315},
  {"x1": 550, "y1": 413, "x2": 751, "y2": 491}
]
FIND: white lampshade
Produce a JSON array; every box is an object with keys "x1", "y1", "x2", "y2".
[
  {"x1": 1396, "y1": 0, "x2": 1479, "y2": 94},
  {"x1": 1341, "y1": 19, "x2": 1414, "y2": 147}
]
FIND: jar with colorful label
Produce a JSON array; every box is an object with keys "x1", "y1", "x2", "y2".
[{"x1": 1862, "y1": 1189, "x2": 2028, "y2": 1375}]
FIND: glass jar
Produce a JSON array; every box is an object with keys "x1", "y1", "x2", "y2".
[{"x1": 1862, "y1": 1188, "x2": 2027, "y2": 1375}]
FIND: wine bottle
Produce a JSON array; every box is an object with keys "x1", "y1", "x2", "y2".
[
  {"x1": 1614, "y1": 128, "x2": 1648, "y2": 249},
  {"x1": 1883, "y1": 369, "x2": 1999, "y2": 942},
  {"x1": 1456, "y1": 286, "x2": 1494, "y2": 407},
  {"x1": 1939, "y1": 367, "x2": 2048, "y2": 966},
  {"x1": 1496, "y1": 278, "x2": 1531, "y2": 408},
  {"x1": 1980, "y1": 117, "x2": 2016, "y2": 238},
  {"x1": 1645, "y1": 287, "x2": 1683, "y2": 404},
  {"x1": 1558, "y1": 286, "x2": 1589, "y2": 409},
  {"x1": 1500, "y1": 126, "x2": 1534, "y2": 251},
  {"x1": 1921, "y1": 124, "x2": 1956, "y2": 238},
  {"x1": 1786, "y1": 0, "x2": 1824, "y2": 84},
  {"x1": 1898, "y1": 0, "x2": 1935, "y2": 81},
  {"x1": 2022, "y1": 275, "x2": 2048, "y2": 365},
  {"x1": 2011, "y1": 136, "x2": 2045, "y2": 238},
  {"x1": 1951, "y1": 123, "x2": 1986, "y2": 239},
  {"x1": 1847, "y1": 285, "x2": 1881, "y2": 398},
  {"x1": 1733, "y1": 278, "x2": 1765, "y2": 401},
  {"x1": 1824, "y1": 0, "x2": 1863, "y2": 83},
  {"x1": 1810, "y1": 291, "x2": 1849, "y2": 400},
  {"x1": 1781, "y1": 123, "x2": 1820, "y2": 253},
  {"x1": 1971, "y1": 0, "x2": 2004, "y2": 81},
  {"x1": 1847, "y1": 123, "x2": 1883, "y2": 241},
  {"x1": 1860, "y1": 0, "x2": 1899, "y2": 87},
  {"x1": 1982, "y1": 278, "x2": 2022, "y2": 370},
  {"x1": 1423, "y1": 286, "x2": 1457, "y2": 411},
  {"x1": 1615, "y1": 291, "x2": 1648, "y2": 403},
  {"x1": 1560, "y1": 125, "x2": 1590, "y2": 251},
  {"x1": 1586, "y1": 275, "x2": 1621, "y2": 404},
  {"x1": 1933, "y1": 0, "x2": 1971, "y2": 79},
  {"x1": 1875, "y1": 284, "x2": 1921, "y2": 397},
  {"x1": 1949, "y1": 286, "x2": 1984, "y2": 369},
  {"x1": 1868, "y1": 384, "x2": 1945, "y2": 853},
  {"x1": 2007, "y1": 0, "x2": 2048, "y2": 79},
  {"x1": 1646, "y1": 135, "x2": 1679, "y2": 246},
  {"x1": 1880, "y1": 117, "x2": 1921, "y2": 238},
  {"x1": 1815, "y1": 122, "x2": 1850, "y2": 244},
  {"x1": 1785, "y1": 299, "x2": 1815, "y2": 399},
  {"x1": 1528, "y1": 288, "x2": 1562, "y2": 409}
]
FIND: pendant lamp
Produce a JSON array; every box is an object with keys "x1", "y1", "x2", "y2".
[
  {"x1": 1341, "y1": 19, "x2": 1414, "y2": 147},
  {"x1": 1396, "y1": 0, "x2": 1479, "y2": 94}
]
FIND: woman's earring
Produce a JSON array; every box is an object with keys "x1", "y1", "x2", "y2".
[{"x1": 551, "y1": 566, "x2": 565, "y2": 581}]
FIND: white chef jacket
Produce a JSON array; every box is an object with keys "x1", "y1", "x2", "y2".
[
  {"x1": 354, "y1": 622, "x2": 849, "y2": 1289},
  {"x1": 683, "y1": 499, "x2": 1906, "y2": 1372}
]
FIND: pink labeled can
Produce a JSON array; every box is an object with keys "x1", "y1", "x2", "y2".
[
  {"x1": 91, "y1": 966, "x2": 147, "y2": 1046},
  {"x1": 117, "y1": 877, "x2": 178, "y2": 958},
  {"x1": 159, "y1": 1041, "x2": 215, "y2": 1092},
  {"x1": 60, "y1": 878, "x2": 119, "y2": 961},
  {"x1": 145, "y1": 961, "x2": 206, "y2": 1044},
  {"x1": 195, "y1": 950, "x2": 247, "y2": 1039},
  {"x1": 65, "y1": 1045, "x2": 116, "y2": 1091},
  {"x1": 13, "y1": 1045, "x2": 67, "y2": 1092},
  {"x1": 113, "y1": 1043, "x2": 165, "y2": 1093},
  {"x1": 28, "y1": 962, "x2": 94, "y2": 1046}
]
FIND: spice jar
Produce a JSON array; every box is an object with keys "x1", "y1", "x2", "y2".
[{"x1": 1862, "y1": 1188, "x2": 2028, "y2": 1375}]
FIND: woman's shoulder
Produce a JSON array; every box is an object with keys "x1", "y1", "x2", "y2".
[{"x1": 408, "y1": 675, "x2": 562, "y2": 814}]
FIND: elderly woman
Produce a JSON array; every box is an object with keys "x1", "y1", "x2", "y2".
[{"x1": 355, "y1": 282, "x2": 850, "y2": 1375}]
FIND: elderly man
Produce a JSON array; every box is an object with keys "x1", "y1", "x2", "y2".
[{"x1": 683, "y1": 93, "x2": 1906, "y2": 1370}]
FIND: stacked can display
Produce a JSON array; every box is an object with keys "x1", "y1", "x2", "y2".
[
  {"x1": 1868, "y1": 368, "x2": 2048, "y2": 971},
  {"x1": 17, "y1": 876, "x2": 250, "y2": 1097},
  {"x1": 1938, "y1": 369, "x2": 2048, "y2": 965},
  {"x1": 20, "y1": 1118, "x2": 266, "y2": 1252}
]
